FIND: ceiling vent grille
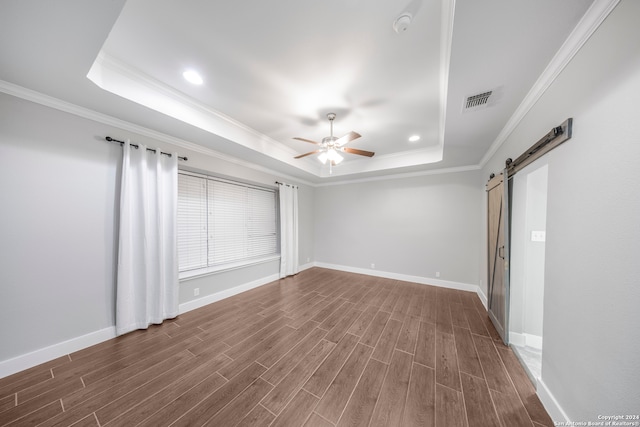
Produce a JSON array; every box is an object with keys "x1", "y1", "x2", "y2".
[
  {"x1": 465, "y1": 91, "x2": 492, "y2": 109},
  {"x1": 462, "y1": 88, "x2": 502, "y2": 113}
]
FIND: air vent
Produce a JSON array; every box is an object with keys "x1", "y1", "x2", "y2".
[
  {"x1": 465, "y1": 91, "x2": 492, "y2": 109},
  {"x1": 462, "y1": 88, "x2": 503, "y2": 114}
]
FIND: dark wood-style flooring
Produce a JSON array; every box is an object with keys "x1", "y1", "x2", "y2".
[{"x1": 0, "y1": 268, "x2": 554, "y2": 426}]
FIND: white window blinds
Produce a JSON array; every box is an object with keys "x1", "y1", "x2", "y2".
[
  {"x1": 177, "y1": 174, "x2": 208, "y2": 271},
  {"x1": 177, "y1": 172, "x2": 278, "y2": 273}
]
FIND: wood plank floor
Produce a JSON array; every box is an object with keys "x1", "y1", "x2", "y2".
[{"x1": 0, "y1": 268, "x2": 554, "y2": 427}]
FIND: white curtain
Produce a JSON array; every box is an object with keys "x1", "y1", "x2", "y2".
[
  {"x1": 278, "y1": 182, "x2": 299, "y2": 278},
  {"x1": 116, "y1": 141, "x2": 179, "y2": 336}
]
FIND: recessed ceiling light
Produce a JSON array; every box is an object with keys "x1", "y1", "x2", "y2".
[
  {"x1": 183, "y1": 69, "x2": 203, "y2": 85},
  {"x1": 409, "y1": 135, "x2": 421, "y2": 142}
]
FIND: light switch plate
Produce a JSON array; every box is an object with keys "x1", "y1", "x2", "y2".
[{"x1": 531, "y1": 230, "x2": 546, "y2": 242}]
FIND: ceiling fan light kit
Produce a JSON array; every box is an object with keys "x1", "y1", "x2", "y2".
[{"x1": 318, "y1": 149, "x2": 343, "y2": 165}]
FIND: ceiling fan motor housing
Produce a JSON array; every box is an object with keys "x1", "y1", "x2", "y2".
[{"x1": 322, "y1": 136, "x2": 338, "y2": 147}]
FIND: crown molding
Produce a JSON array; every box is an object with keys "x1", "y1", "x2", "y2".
[
  {"x1": 88, "y1": 52, "x2": 449, "y2": 178},
  {"x1": 0, "y1": 79, "x2": 316, "y2": 187},
  {"x1": 88, "y1": 52, "x2": 320, "y2": 176},
  {"x1": 317, "y1": 145, "x2": 444, "y2": 178},
  {"x1": 439, "y1": 0, "x2": 456, "y2": 148},
  {"x1": 315, "y1": 164, "x2": 480, "y2": 187},
  {"x1": 0, "y1": 80, "x2": 481, "y2": 187},
  {"x1": 479, "y1": 0, "x2": 621, "y2": 168}
]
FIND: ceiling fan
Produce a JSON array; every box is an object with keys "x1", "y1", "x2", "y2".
[{"x1": 293, "y1": 113, "x2": 375, "y2": 168}]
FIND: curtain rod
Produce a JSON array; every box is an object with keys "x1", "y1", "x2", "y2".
[
  {"x1": 106, "y1": 136, "x2": 188, "y2": 161},
  {"x1": 275, "y1": 181, "x2": 298, "y2": 188}
]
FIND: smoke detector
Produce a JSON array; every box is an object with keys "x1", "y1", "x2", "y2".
[{"x1": 393, "y1": 13, "x2": 412, "y2": 34}]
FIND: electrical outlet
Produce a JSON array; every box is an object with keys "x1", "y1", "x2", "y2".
[
  {"x1": 307, "y1": 257, "x2": 310, "y2": 263},
  {"x1": 371, "y1": 263, "x2": 375, "y2": 269},
  {"x1": 194, "y1": 288, "x2": 200, "y2": 297},
  {"x1": 436, "y1": 272, "x2": 440, "y2": 278}
]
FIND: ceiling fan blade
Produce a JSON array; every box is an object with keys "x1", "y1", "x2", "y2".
[
  {"x1": 343, "y1": 147, "x2": 375, "y2": 157},
  {"x1": 293, "y1": 137, "x2": 321, "y2": 145},
  {"x1": 294, "y1": 150, "x2": 322, "y2": 159},
  {"x1": 335, "y1": 131, "x2": 361, "y2": 146}
]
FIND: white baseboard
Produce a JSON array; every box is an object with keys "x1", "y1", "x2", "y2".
[
  {"x1": 314, "y1": 262, "x2": 479, "y2": 294},
  {"x1": 179, "y1": 273, "x2": 280, "y2": 314},
  {"x1": 526, "y1": 333, "x2": 543, "y2": 350},
  {"x1": 0, "y1": 327, "x2": 116, "y2": 379},
  {"x1": 538, "y1": 378, "x2": 570, "y2": 424},
  {"x1": 510, "y1": 332, "x2": 526, "y2": 347},
  {"x1": 1, "y1": 273, "x2": 281, "y2": 380},
  {"x1": 509, "y1": 332, "x2": 543, "y2": 350},
  {"x1": 476, "y1": 286, "x2": 488, "y2": 309},
  {"x1": 298, "y1": 262, "x2": 315, "y2": 272}
]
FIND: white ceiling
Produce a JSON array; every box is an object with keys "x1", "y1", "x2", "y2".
[{"x1": 0, "y1": 0, "x2": 596, "y2": 183}]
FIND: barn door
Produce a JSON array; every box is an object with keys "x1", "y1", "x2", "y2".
[{"x1": 487, "y1": 172, "x2": 510, "y2": 344}]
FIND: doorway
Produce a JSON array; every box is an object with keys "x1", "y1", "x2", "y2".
[
  {"x1": 486, "y1": 119, "x2": 570, "y2": 387},
  {"x1": 509, "y1": 161, "x2": 548, "y2": 385}
]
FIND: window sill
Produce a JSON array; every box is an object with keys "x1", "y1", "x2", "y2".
[{"x1": 179, "y1": 255, "x2": 281, "y2": 282}]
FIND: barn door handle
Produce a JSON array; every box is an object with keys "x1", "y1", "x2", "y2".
[{"x1": 498, "y1": 246, "x2": 505, "y2": 259}]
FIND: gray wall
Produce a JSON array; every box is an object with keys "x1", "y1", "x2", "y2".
[
  {"x1": 314, "y1": 171, "x2": 483, "y2": 286},
  {"x1": 0, "y1": 94, "x2": 120, "y2": 361},
  {"x1": 481, "y1": 0, "x2": 640, "y2": 418},
  {"x1": 0, "y1": 92, "x2": 314, "y2": 363}
]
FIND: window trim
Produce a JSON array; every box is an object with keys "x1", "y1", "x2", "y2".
[
  {"x1": 179, "y1": 254, "x2": 280, "y2": 282},
  {"x1": 179, "y1": 170, "x2": 276, "y2": 192}
]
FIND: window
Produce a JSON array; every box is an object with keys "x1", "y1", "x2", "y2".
[{"x1": 177, "y1": 171, "x2": 278, "y2": 276}]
